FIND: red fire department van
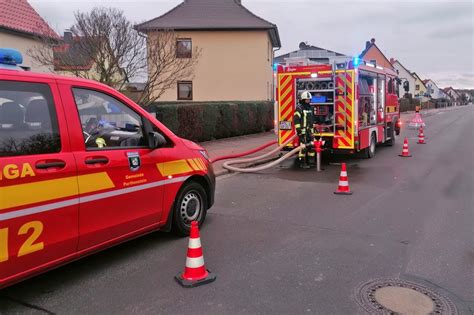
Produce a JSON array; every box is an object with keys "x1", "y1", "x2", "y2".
[
  {"x1": 276, "y1": 57, "x2": 401, "y2": 157},
  {"x1": 0, "y1": 49, "x2": 215, "y2": 289}
]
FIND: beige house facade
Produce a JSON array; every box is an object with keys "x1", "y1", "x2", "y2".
[
  {"x1": 0, "y1": 32, "x2": 53, "y2": 72},
  {"x1": 412, "y1": 72, "x2": 428, "y2": 98},
  {"x1": 157, "y1": 30, "x2": 274, "y2": 102},
  {"x1": 0, "y1": 0, "x2": 58, "y2": 72},
  {"x1": 136, "y1": 0, "x2": 280, "y2": 102}
]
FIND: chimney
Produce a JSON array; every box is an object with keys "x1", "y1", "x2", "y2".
[
  {"x1": 63, "y1": 31, "x2": 73, "y2": 43},
  {"x1": 365, "y1": 41, "x2": 371, "y2": 49},
  {"x1": 299, "y1": 42, "x2": 308, "y2": 50},
  {"x1": 390, "y1": 58, "x2": 395, "y2": 64}
]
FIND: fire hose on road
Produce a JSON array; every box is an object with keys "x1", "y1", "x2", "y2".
[{"x1": 210, "y1": 134, "x2": 308, "y2": 173}]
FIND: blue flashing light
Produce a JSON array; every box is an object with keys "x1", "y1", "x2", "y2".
[
  {"x1": 273, "y1": 63, "x2": 278, "y2": 71},
  {"x1": 353, "y1": 56, "x2": 361, "y2": 67},
  {"x1": 0, "y1": 48, "x2": 23, "y2": 65}
]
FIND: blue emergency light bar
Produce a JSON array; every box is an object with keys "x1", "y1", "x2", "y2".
[
  {"x1": 353, "y1": 57, "x2": 361, "y2": 67},
  {"x1": 0, "y1": 48, "x2": 23, "y2": 65}
]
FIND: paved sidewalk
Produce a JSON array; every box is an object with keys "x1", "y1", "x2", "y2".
[
  {"x1": 200, "y1": 131, "x2": 277, "y2": 176},
  {"x1": 201, "y1": 106, "x2": 463, "y2": 177}
]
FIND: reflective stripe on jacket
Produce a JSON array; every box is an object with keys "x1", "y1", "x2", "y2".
[{"x1": 294, "y1": 105, "x2": 314, "y2": 135}]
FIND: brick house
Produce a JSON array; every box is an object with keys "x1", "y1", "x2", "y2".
[{"x1": 359, "y1": 38, "x2": 395, "y2": 70}]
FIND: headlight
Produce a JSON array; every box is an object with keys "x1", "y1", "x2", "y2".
[{"x1": 199, "y1": 150, "x2": 210, "y2": 161}]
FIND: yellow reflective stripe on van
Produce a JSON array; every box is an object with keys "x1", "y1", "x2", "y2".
[
  {"x1": 0, "y1": 172, "x2": 114, "y2": 211},
  {"x1": 77, "y1": 172, "x2": 115, "y2": 194},
  {"x1": 195, "y1": 158, "x2": 207, "y2": 171},
  {"x1": 187, "y1": 159, "x2": 201, "y2": 171},
  {"x1": 157, "y1": 160, "x2": 193, "y2": 177}
]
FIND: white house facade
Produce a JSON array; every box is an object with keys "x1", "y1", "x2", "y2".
[
  {"x1": 390, "y1": 60, "x2": 416, "y2": 98},
  {"x1": 424, "y1": 80, "x2": 444, "y2": 99}
]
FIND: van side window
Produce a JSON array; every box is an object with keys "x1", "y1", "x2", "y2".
[
  {"x1": 0, "y1": 81, "x2": 60, "y2": 157},
  {"x1": 72, "y1": 88, "x2": 147, "y2": 150}
]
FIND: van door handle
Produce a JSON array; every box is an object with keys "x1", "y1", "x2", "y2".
[
  {"x1": 36, "y1": 161, "x2": 66, "y2": 169},
  {"x1": 85, "y1": 157, "x2": 109, "y2": 165}
]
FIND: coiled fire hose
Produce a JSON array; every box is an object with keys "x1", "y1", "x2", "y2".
[{"x1": 217, "y1": 134, "x2": 305, "y2": 173}]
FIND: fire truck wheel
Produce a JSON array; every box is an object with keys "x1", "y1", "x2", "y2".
[
  {"x1": 385, "y1": 124, "x2": 395, "y2": 146},
  {"x1": 367, "y1": 133, "x2": 376, "y2": 158},
  {"x1": 172, "y1": 181, "x2": 208, "y2": 236}
]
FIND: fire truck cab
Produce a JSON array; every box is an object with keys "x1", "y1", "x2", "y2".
[{"x1": 276, "y1": 57, "x2": 400, "y2": 157}]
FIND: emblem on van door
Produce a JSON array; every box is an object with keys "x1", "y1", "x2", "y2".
[{"x1": 127, "y1": 152, "x2": 141, "y2": 171}]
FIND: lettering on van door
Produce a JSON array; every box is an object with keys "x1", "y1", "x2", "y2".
[
  {"x1": 0, "y1": 221, "x2": 44, "y2": 262},
  {"x1": 0, "y1": 163, "x2": 35, "y2": 180}
]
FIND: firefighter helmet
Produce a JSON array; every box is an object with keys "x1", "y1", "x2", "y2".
[{"x1": 300, "y1": 91, "x2": 312, "y2": 100}]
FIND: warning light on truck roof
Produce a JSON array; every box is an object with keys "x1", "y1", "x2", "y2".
[{"x1": 353, "y1": 57, "x2": 361, "y2": 67}]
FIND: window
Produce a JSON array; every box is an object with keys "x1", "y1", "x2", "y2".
[
  {"x1": 0, "y1": 81, "x2": 60, "y2": 157},
  {"x1": 416, "y1": 84, "x2": 420, "y2": 91},
  {"x1": 388, "y1": 78, "x2": 393, "y2": 94},
  {"x1": 176, "y1": 39, "x2": 192, "y2": 58},
  {"x1": 72, "y1": 88, "x2": 147, "y2": 149},
  {"x1": 177, "y1": 81, "x2": 193, "y2": 100},
  {"x1": 358, "y1": 76, "x2": 375, "y2": 127}
]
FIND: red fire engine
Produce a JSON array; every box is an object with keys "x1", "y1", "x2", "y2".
[{"x1": 275, "y1": 58, "x2": 401, "y2": 157}]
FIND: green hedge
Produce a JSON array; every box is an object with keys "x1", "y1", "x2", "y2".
[{"x1": 147, "y1": 101, "x2": 273, "y2": 142}]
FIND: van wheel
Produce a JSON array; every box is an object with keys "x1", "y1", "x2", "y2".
[
  {"x1": 367, "y1": 133, "x2": 376, "y2": 158},
  {"x1": 172, "y1": 182, "x2": 208, "y2": 236}
]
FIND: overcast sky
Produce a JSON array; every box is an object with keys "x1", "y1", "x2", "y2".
[{"x1": 30, "y1": 0, "x2": 473, "y2": 89}]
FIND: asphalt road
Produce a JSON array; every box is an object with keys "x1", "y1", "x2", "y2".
[{"x1": 1, "y1": 106, "x2": 473, "y2": 314}]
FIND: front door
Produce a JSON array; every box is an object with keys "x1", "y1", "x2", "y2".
[{"x1": 62, "y1": 87, "x2": 164, "y2": 250}]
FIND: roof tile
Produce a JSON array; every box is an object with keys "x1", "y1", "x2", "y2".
[
  {"x1": 136, "y1": 0, "x2": 280, "y2": 46},
  {"x1": 0, "y1": 0, "x2": 58, "y2": 38}
]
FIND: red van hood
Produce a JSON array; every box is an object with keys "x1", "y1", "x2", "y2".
[{"x1": 180, "y1": 138, "x2": 204, "y2": 151}]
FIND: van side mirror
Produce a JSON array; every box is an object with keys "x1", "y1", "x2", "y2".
[{"x1": 149, "y1": 132, "x2": 166, "y2": 149}]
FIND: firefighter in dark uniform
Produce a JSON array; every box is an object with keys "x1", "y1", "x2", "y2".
[{"x1": 294, "y1": 91, "x2": 315, "y2": 168}]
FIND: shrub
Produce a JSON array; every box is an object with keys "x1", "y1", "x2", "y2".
[{"x1": 146, "y1": 101, "x2": 274, "y2": 142}]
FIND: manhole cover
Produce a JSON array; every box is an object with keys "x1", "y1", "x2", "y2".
[{"x1": 355, "y1": 278, "x2": 457, "y2": 315}]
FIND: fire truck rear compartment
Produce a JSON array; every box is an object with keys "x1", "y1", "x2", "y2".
[{"x1": 296, "y1": 77, "x2": 336, "y2": 135}]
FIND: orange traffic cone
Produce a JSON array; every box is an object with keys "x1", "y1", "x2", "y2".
[
  {"x1": 399, "y1": 138, "x2": 412, "y2": 157},
  {"x1": 334, "y1": 163, "x2": 352, "y2": 195},
  {"x1": 417, "y1": 127, "x2": 426, "y2": 144},
  {"x1": 175, "y1": 221, "x2": 216, "y2": 288}
]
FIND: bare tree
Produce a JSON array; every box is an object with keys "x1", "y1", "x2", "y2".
[
  {"x1": 28, "y1": 7, "x2": 201, "y2": 106},
  {"x1": 139, "y1": 31, "x2": 201, "y2": 105}
]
